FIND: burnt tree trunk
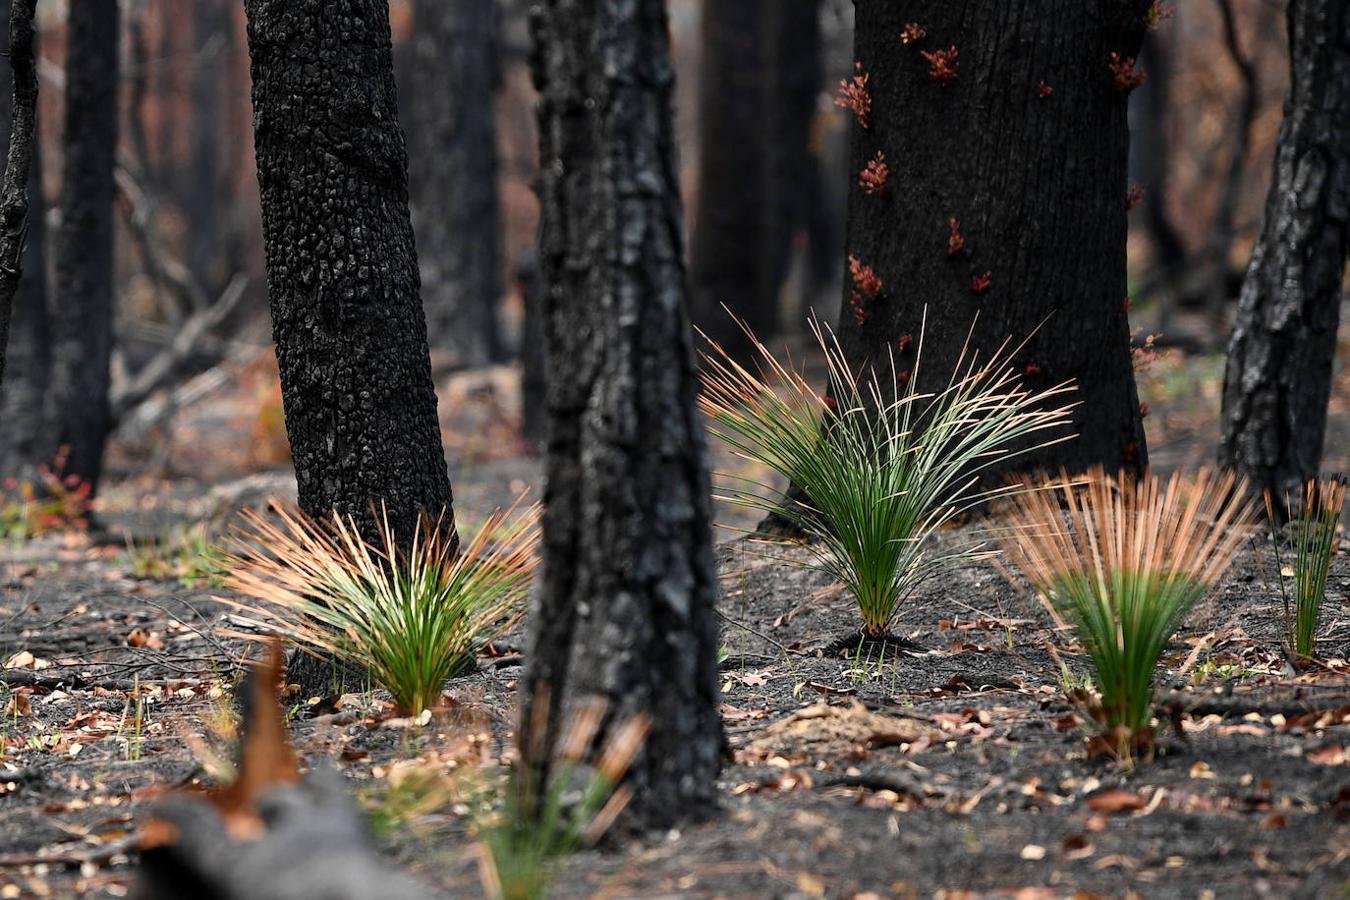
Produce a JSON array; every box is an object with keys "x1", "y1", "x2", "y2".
[
  {"x1": 187, "y1": 0, "x2": 232, "y2": 296},
  {"x1": 244, "y1": 0, "x2": 454, "y2": 540},
  {"x1": 523, "y1": 0, "x2": 722, "y2": 829},
  {"x1": 1219, "y1": 0, "x2": 1349, "y2": 498},
  {"x1": 49, "y1": 0, "x2": 119, "y2": 495},
  {"x1": 688, "y1": 0, "x2": 774, "y2": 361},
  {"x1": 0, "y1": 0, "x2": 46, "y2": 474},
  {"x1": 245, "y1": 0, "x2": 458, "y2": 697},
  {"x1": 400, "y1": 0, "x2": 506, "y2": 368},
  {"x1": 833, "y1": 1, "x2": 1150, "y2": 478}
]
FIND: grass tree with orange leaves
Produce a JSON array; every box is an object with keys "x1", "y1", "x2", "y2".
[
  {"x1": 221, "y1": 500, "x2": 539, "y2": 715},
  {"x1": 997, "y1": 469, "x2": 1257, "y2": 761}
]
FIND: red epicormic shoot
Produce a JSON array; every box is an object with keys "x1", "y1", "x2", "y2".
[
  {"x1": 920, "y1": 47, "x2": 959, "y2": 85},
  {"x1": 947, "y1": 217, "x2": 965, "y2": 255},
  {"x1": 1126, "y1": 184, "x2": 1146, "y2": 211},
  {"x1": 901, "y1": 22, "x2": 926, "y2": 45},
  {"x1": 971, "y1": 271, "x2": 992, "y2": 295},
  {"x1": 859, "y1": 151, "x2": 890, "y2": 195},
  {"x1": 835, "y1": 64, "x2": 872, "y2": 128},
  {"x1": 1109, "y1": 53, "x2": 1147, "y2": 93},
  {"x1": 848, "y1": 255, "x2": 883, "y2": 324}
]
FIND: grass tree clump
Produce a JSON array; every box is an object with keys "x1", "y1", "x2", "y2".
[
  {"x1": 700, "y1": 318, "x2": 1078, "y2": 639},
  {"x1": 479, "y1": 697, "x2": 648, "y2": 900},
  {"x1": 1266, "y1": 476, "x2": 1346, "y2": 668},
  {"x1": 222, "y1": 500, "x2": 539, "y2": 715},
  {"x1": 997, "y1": 468, "x2": 1256, "y2": 760}
]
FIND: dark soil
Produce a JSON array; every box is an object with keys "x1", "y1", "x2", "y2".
[{"x1": 1, "y1": 506, "x2": 1347, "y2": 898}]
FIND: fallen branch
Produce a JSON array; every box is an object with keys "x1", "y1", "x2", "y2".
[{"x1": 110, "y1": 272, "x2": 248, "y2": 422}]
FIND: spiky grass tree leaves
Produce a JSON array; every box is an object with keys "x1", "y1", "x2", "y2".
[
  {"x1": 701, "y1": 317, "x2": 1078, "y2": 638},
  {"x1": 222, "y1": 500, "x2": 539, "y2": 715},
  {"x1": 1267, "y1": 476, "x2": 1347, "y2": 667},
  {"x1": 997, "y1": 469, "x2": 1257, "y2": 760}
]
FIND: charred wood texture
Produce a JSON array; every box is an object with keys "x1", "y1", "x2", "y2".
[
  {"x1": 1219, "y1": 0, "x2": 1350, "y2": 498},
  {"x1": 0, "y1": 0, "x2": 46, "y2": 474},
  {"x1": 833, "y1": 0, "x2": 1151, "y2": 479},
  {"x1": 243, "y1": 0, "x2": 455, "y2": 544},
  {"x1": 48, "y1": 0, "x2": 119, "y2": 495},
  {"x1": 400, "y1": 0, "x2": 506, "y2": 367},
  {"x1": 523, "y1": 0, "x2": 723, "y2": 829}
]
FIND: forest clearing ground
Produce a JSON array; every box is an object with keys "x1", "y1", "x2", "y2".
[{"x1": 0, "y1": 347, "x2": 1347, "y2": 898}]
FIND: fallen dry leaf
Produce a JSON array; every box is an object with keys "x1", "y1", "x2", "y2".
[
  {"x1": 1086, "y1": 789, "x2": 1146, "y2": 814},
  {"x1": 1306, "y1": 744, "x2": 1347, "y2": 766}
]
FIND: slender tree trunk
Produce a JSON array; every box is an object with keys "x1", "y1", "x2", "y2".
[
  {"x1": 523, "y1": 0, "x2": 723, "y2": 829},
  {"x1": 0, "y1": 0, "x2": 45, "y2": 475},
  {"x1": 400, "y1": 0, "x2": 506, "y2": 368},
  {"x1": 187, "y1": 0, "x2": 231, "y2": 297},
  {"x1": 0, "y1": 0, "x2": 35, "y2": 398},
  {"x1": 833, "y1": 1, "x2": 1150, "y2": 479},
  {"x1": 1219, "y1": 0, "x2": 1349, "y2": 499},
  {"x1": 688, "y1": 0, "x2": 773, "y2": 361},
  {"x1": 49, "y1": 0, "x2": 119, "y2": 495}
]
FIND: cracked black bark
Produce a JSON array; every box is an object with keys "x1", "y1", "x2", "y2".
[
  {"x1": 1219, "y1": 0, "x2": 1350, "y2": 498},
  {"x1": 522, "y1": 0, "x2": 722, "y2": 829}
]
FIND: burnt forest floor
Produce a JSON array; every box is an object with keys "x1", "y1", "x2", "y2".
[{"x1": 1, "y1": 336, "x2": 1348, "y2": 899}]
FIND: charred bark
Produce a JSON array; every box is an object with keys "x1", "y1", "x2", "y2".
[
  {"x1": 831, "y1": 1, "x2": 1150, "y2": 479},
  {"x1": 49, "y1": 0, "x2": 119, "y2": 495},
  {"x1": 400, "y1": 0, "x2": 506, "y2": 367},
  {"x1": 523, "y1": 0, "x2": 723, "y2": 829},
  {"x1": 0, "y1": 0, "x2": 46, "y2": 475},
  {"x1": 244, "y1": 0, "x2": 459, "y2": 698},
  {"x1": 1219, "y1": 0, "x2": 1350, "y2": 499},
  {"x1": 243, "y1": 0, "x2": 454, "y2": 542},
  {"x1": 689, "y1": 0, "x2": 774, "y2": 362}
]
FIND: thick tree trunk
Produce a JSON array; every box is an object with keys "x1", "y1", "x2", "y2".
[
  {"x1": 245, "y1": 0, "x2": 458, "y2": 698},
  {"x1": 833, "y1": 1, "x2": 1150, "y2": 479},
  {"x1": 523, "y1": 0, "x2": 723, "y2": 829},
  {"x1": 1219, "y1": 0, "x2": 1349, "y2": 499},
  {"x1": 49, "y1": 0, "x2": 119, "y2": 495},
  {"x1": 0, "y1": 0, "x2": 46, "y2": 475},
  {"x1": 243, "y1": 0, "x2": 454, "y2": 542},
  {"x1": 400, "y1": 0, "x2": 506, "y2": 368}
]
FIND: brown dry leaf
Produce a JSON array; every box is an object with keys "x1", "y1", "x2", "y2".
[
  {"x1": 1306, "y1": 744, "x2": 1347, "y2": 766},
  {"x1": 3, "y1": 650, "x2": 34, "y2": 670},
  {"x1": 795, "y1": 873, "x2": 826, "y2": 897},
  {"x1": 1062, "y1": 833, "x2": 1095, "y2": 860},
  {"x1": 126, "y1": 628, "x2": 148, "y2": 648},
  {"x1": 1189, "y1": 761, "x2": 1216, "y2": 779},
  {"x1": 4, "y1": 693, "x2": 32, "y2": 717},
  {"x1": 1259, "y1": 812, "x2": 1288, "y2": 830},
  {"x1": 1086, "y1": 789, "x2": 1146, "y2": 814}
]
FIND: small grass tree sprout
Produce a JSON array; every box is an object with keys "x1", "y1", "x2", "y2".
[
  {"x1": 997, "y1": 468, "x2": 1256, "y2": 761},
  {"x1": 1266, "y1": 476, "x2": 1346, "y2": 667},
  {"x1": 700, "y1": 315, "x2": 1077, "y2": 640},
  {"x1": 222, "y1": 499, "x2": 539, "y2": 715}
]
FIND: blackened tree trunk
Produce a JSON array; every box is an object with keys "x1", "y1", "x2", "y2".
[
  {"x1": 1219, "y1": 0, "x2": 1349, "y2": 499},
  {"x1": 833, "y1": 1, "x2": 1150, "y2": 478},
  {"x1": 0, "y1": 0, "x2": 46, "y2": 473},
  {"x1": 49, "y1": 0, "x2": 119, "y2": 495},
  {"x1": 187, "y1": 0, "x2": 232, "y2": 297},
  {"x1": 243, "y1": 0, "x2": 455, "y2": 538},
  {"x1": 245, "y1": 0, "x2": 458, "y2": 697},
  {"x1": 523, "y1": 0, "x2": 722, "y2": 829},
  {"x1": 400, "y1": 0, "x2": 506, "y2": 368},
  {"x1": 688, "y1": 0, "x2": 771, "y2": 361}
]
